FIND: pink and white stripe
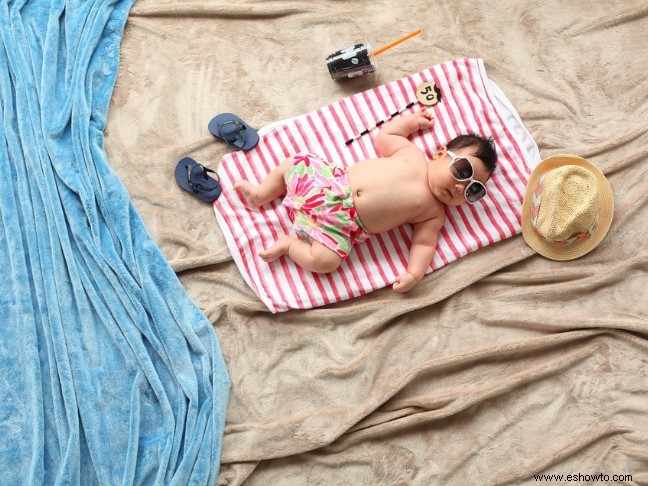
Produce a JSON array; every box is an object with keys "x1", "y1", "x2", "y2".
[{"x1": 213, "y1": 58, "x2": 540, "y2": 312}]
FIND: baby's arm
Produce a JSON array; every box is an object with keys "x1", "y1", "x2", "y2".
[
  {"x1": 393, "y1": 215, "x2": 444, "y2": 293},
  {"x1": 377, "y1": 106, "x2": 435, "y2": 157}
]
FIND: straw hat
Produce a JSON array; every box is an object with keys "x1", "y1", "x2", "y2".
[{"x1": 521, "y1": 154, "x2": 614, "y2": 261}]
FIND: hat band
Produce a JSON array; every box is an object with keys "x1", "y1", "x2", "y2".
[{"x1": 530, "y1": 175, "x2": 601, "y2": 247}]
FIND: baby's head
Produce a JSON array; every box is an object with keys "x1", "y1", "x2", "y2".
[
  {"x1": 428, "y1": 134, "x2": 498, "y2": 206},
  {"x1": 447, "y1": 134, "x2": 498, "y2": 175}
]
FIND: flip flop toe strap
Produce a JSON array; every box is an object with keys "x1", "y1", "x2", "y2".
[
  {"x1": 217, "y1": 120, "x2": 248, "y2": 149},
  {"x1": 188, "y1": 164, "x2": 219, "y2": 192}
]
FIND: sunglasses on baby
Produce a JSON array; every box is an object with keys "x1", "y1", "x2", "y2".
[{"x1": 447, "y1": 150, "x2": 487, "y2": 204}]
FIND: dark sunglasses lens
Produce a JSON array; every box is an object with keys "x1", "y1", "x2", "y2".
[
  {"x1": 450, "y1": 157, "x2": 473, "y2": 180},
  {"x1": 465, "y1": 182, "x2": 486, "y2": 203}
]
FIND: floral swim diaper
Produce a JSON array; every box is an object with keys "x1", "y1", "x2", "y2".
[{"x1": 282, "y1": 153, "x2": 371, "y2": 259}]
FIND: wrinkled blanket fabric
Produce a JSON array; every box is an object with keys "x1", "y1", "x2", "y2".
[
  {"x1": 105, "y1": 1, "x2": 648, "y2": 484},
  {"x1": 0, "y1": 0, "x2": 230, "y2": 484}
]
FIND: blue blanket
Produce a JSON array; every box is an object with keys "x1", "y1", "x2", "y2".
[{"x1": 0, "y1": 1, "x2": 230, "y2": 484}]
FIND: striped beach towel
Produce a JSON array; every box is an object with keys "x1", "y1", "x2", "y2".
[{"x1": 213, "y1": 58, "x2": 540, "y2": 313}]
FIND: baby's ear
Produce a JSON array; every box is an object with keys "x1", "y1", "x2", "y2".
[{"x1": 431, "y1": 146, "x2": 447, "y2": 160}]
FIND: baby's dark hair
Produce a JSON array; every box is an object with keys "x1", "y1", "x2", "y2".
[{"x1": 447, "y1": 134, "x2": 498, "y2": 173}]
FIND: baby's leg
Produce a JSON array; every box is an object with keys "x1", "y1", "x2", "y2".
[
  {"x1": 234, "y1": 157, "x2": 293, "y2": 208},
  {"x1": 260, "y1": 235, "x2": 343, "y2": 273}
]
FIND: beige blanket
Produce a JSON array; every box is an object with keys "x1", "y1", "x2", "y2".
[{"x1": 105, "y1": 1, "x2": 648, "y2": 484}]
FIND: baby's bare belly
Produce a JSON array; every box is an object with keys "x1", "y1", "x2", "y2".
[
  {"x1": 347, "y1": 161, "x2": 436, "y2": 233},
  {"x1": 352, "y1": 195, "x2": 405, "y2": 233}
]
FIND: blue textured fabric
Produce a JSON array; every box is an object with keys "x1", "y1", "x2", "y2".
[{"x1": 0, "y1": 1, "x2": 230, "y2": 484}]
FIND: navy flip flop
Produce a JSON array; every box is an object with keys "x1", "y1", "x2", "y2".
[
  {"x1": 208, "y1": 113, "x2": 259, "y2": 151},
  {"x1": 174, "y1": 157, "x2": 222, "y2": 202}
]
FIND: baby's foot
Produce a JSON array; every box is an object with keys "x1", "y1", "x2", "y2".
[
  {"x1": 259, "y1": 235, "x2": 291, "y2": 262},
  {"x1": 234, "y1": 180, "x2": 262, "y2": 208}
]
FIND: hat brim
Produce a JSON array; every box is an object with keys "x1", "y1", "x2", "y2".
[{"x1": 521, "y1": 154, "x2": 614, "y2": 261}]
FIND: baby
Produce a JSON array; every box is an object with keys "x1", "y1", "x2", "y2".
[{"x1": 234, "y1": 107, "x2": 497, "y2": 292}]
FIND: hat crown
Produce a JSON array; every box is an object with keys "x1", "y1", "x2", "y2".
[
  {"x1": 522, "y1": 154, "x2": 613, "y2": 261},
  {"x1": 535, "y1": 165, "x2": 600, "y2": 241}
]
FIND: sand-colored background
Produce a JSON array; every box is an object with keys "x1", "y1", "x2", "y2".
[{"x1": 105, "y1": 1, "x2": 648, "y2": 484}]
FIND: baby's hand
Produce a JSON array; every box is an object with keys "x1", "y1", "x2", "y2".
[
  {"x1": 416, "y1": 106, "x2": 435, "y2": 130},
  {"x1": 392, "y1": 272, "x2": 420, "y2": 293}
]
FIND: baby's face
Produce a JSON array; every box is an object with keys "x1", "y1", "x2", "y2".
[{"x1": 428, "y1": 148, "x2": 491, "y2": 206}]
